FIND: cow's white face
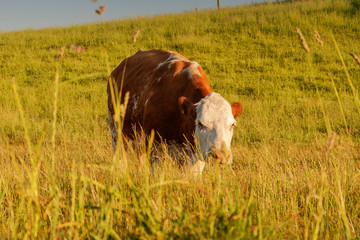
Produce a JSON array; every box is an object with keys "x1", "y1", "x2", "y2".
[{"x1": 195, "y1": 92, "x2": 237, "y2": 164}]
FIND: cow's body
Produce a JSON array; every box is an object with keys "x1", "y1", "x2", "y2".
[{"x1": 108, "y1": 49, "x2": 242, "y2": 164}]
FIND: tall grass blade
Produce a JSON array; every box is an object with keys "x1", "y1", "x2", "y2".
[
  {"x1": 108, "y1": 57, "x2": 130, "y2": 173},
  {"x1": 295, "y1": 28, "x2": 332, "y2": 137},
  {"x1": 103, "y1": 50, "x2": 111, "y2": 76},
  {"x1": 333, "y1": 162, "x2": 354, "y2": 239},
  {"x1": 11, "y1": 77, "x2": 42, "y2": 238},
  {"x1": 49, "y1": 71, "x2": 61, "y2": 239},
  {"x1": 51, "y1": 71, "x2": 59, "y2": 171},
  {"x1": 332, "y1": 33, "x2": 360, "y2": 116},
  {"x1": 11, "y1": 78, "x2": 34, "y2": 158},
  {"x1": 327, "y1": 72, "x2": 350, "y2": 136}
]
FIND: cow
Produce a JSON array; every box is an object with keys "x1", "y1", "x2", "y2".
[{"x1": 107, "y1": 49, "x2": 242, "y2": 167}]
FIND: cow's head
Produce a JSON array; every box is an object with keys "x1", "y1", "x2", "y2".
[{"x1": 179, "y1": 92, "x2": 242, "y2": 164}]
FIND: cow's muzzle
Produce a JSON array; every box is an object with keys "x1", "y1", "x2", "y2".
[{"x1": 210, "y1": 143, "x2": 231, "y2": 164}]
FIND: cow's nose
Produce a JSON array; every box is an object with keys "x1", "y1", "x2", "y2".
[
  {"x1": 210, "y1": 145, "x2": 230, "y2": 164},
  {"x1": 211, "y1": 148, "x2": 223, "y2": 159}
]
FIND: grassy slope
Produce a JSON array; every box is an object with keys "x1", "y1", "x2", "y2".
[{"x1": 0, "y1": 0, "x2": 360, "y2": 238}]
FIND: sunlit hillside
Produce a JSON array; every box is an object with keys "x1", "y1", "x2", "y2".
[{"x1": 0, "y1": 0, "x2": 359, "y2": 238}]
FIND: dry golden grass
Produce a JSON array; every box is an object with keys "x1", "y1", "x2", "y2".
[
  {"x1": 132, "y1": 30, "x2": 141, "y2": 43},
  {"x1": 1, "y1": 0, "x2": 360, "y2": 238},
  {"x1": 56, "y1": 44, "x2": 66, "y2": 60},
  {"x1": 296, "y1": 27, "x2": 310, "y2": 53},
  {"x1": 350, "y1": 52, "x2": 360, "y2": 66},
  {"x1": 314, "y1": 29, "x2": 324, "y2": 47}
]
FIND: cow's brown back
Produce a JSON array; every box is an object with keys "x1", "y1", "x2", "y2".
[{"x1": 108, "y1": 49, "x2": 212, "y2": 146}]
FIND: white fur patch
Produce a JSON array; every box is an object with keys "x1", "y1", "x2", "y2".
[
  {"x1": 132, "y1": 95, "x2": 139, "y2": 114},
  {"x1": 181, "y1": 62, "x2": 201, "y2": 79},
  {"x1": 195, "y1": 92, "x2": 236, "y2": 163},
  {"x1": 155, "y1": 53, "x2": 190, "y2": 72},
  {"x1": 155, "y1": 54, "x2": 186, "y2": 70}
]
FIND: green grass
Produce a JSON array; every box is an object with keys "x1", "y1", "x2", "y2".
[{"x1": 1, "y1": 0, "x2": 360, "y2": 238}]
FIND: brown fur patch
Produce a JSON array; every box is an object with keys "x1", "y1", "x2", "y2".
[{"x1": 107, "y1": 49, "x2": 213, "y2": 148}]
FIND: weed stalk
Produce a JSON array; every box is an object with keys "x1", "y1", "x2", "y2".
[
  {"x1": 11, "y1": 78, "x2": 41, "y2": 238},
  {"x1": 332, "y1": 33, "x2": 360, "y2": 116},
  {"x1": 327, "y1": 72, "x2": 350, "y2": 136}
]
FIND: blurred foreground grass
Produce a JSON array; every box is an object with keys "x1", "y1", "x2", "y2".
[{"x1": 0, "y1": 0, "x2": 359, "y2": 238}]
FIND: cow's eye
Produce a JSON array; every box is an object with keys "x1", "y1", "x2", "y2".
[{"x1": 230, "y1": 122, "x2": 236, "y2": 131}]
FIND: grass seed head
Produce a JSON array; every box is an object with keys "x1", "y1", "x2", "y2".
[
  {"x1": 56, "y1": 44, "x2": 66, "y2": 60},
  {"x1": 296, "y1": 27, "x2": 310, "y2": 53},
  {"x1": 314, "y1": 29, "x2": 324, "y2": 46},
  {"x1": 327, "y1": 132, "x2": 337, "y2": 152},
  {"x1": 132, "y1": 30, "x2": 141, "y2": 43},
  {"x1": 350, "y1": 52, "x2": 360, "y2": 66}
]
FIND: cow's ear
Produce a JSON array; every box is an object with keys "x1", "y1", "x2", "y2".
[
  {"x1": 179, "y1": 96, "x2": 195, "y2": 115},
  {"x1": 231, "y1": 102, "x2": 243, "y2": 119}
]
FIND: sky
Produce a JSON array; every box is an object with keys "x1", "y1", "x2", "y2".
[{"x1": 0, "y1": 0, "x2": 266, "y2": 32}]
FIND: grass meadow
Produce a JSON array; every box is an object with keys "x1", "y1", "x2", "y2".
[{"x1": 0, "y1": 0, "x2": 360, "y2": 238}]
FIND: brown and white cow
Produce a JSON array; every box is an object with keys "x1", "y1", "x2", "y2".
[{"x1": 107, "y1": 49, "x2": 242, "y2": 165}]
